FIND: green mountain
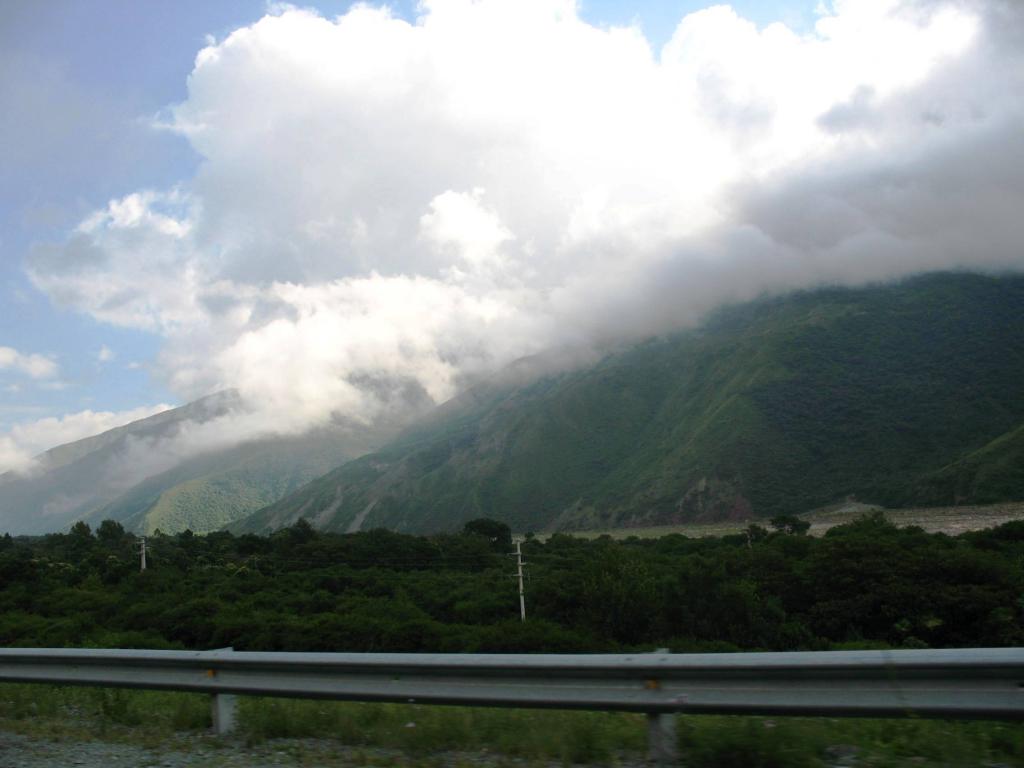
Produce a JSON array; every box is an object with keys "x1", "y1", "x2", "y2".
[
  {"x1": 0, "y1": 393, "x2": 236, "y2": 535},
  {"x1": 0, "y1": 392, "x2": 389, "y2": 535},
  {"x1": 913, "y1": 423, "x2": 1024, "y2": 506},
  {"x1": 234, "y1": 272, "x2": 1024, "y2": 535},
  {"x1": 79, "y1": 428, "x2": 384, "y2": 535}
]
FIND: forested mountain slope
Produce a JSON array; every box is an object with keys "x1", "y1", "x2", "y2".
[{"x1": 235, "y1": 272, "x2": 1024, "y2": 534}]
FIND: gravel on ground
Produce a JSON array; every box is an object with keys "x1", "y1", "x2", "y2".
[{"x1": 0, "y1": 731, "x2": 652, "y2": 768}]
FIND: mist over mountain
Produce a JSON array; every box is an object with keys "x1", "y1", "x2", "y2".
[
  {"x1": 0, "y1": 393, "x2": 232, "y2": 534},
  {"x1": 8, "y1": 0, "x2": 1023, "y2": 479},
  {"x1": 5, "y1": 271, "x2": 1021, "y2": 538},
  {"x1": 0, "y1": 391, "x2": 400, "y2": 535},
  {"x1": 234, "y1": 272, "x2": 1024, "y2": 535}
]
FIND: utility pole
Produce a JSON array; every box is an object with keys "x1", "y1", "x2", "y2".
[
  {"x1": 139, "y1": 536, "x2": 147, "y2": 572},
  {"x1": 513, "y1": 539, "x2": 526, "y2": 621}
]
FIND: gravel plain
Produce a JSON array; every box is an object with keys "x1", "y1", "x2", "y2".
[
  {"x1": 0, "y1": 731, "x2": 651, "y2": 768},
  {"x1": 1, "y1": 732, "x2": 350, "y2": 768}
]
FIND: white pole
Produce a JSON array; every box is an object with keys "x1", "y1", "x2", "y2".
[
  {"x1": 140, "y1": 536, "x2": 147, "y2": 572},
  {"x1": 516, "y1": 540, "x2": 526, "y2": 621}
]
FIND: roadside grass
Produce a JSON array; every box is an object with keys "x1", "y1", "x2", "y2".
[
  {"x1": 678, "y1": 716, "x2": 1024, "y2": 768},
  {"x1": 240, "y1": 698, "x2": 644, "y2": 762},
  {"x1": 0, "y1": 683, "x2": 213, "y2": 746},
  {"x1": 0, "y1": 684, "x2": 1022, "y2": 766}
]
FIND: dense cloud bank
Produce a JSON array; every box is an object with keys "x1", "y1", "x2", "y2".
[{"x1": 11, "y1": 0, "x2": 1024, "y2": 470}]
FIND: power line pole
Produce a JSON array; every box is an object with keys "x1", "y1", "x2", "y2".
[
  {"x1": 513, "y1": 539, "x2": 526, "y2": 621},
  {"x1": 139, "y1": 536, "x2": 147, "y2": 572}
]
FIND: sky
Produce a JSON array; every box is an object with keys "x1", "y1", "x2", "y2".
[{"x1": 1, "y1": 0, "x2": 1022, "y2": 472}]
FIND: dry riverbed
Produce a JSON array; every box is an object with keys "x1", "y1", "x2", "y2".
[{"x1": 559, "y1": 501, "x2": 1024, "y2": 540}]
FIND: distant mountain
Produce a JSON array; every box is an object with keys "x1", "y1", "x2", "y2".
[
  {"x1": 0, "y1": 392, "x2": 233, "y2": 534},
  {"x1": 0, "y1": 391, "x2": 390, "y2": 535},
  {"x1": 233, "y1": 272, "x2": 1024, "y2": 535},
  {"x1": 78, "y1": 428, "x2": 385, "y2": 535}
]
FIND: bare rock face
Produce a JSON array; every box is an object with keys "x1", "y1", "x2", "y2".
[{"x1": 675, "y1": 476, "x2": 753, "y2": 523}]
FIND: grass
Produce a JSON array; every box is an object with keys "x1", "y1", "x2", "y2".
[
  {"x1": 241, "y1": 698, "x2": 644, "y2": 762},
  {"x1": 0, "y1": 684, "x2": 1022, "y2": 766},
  {"x1": 678, "y1": 716, "x2": 1024, "y2": 768},
  {"x1": 0, "y1": 684, "x2": 212, "y2": 742}
]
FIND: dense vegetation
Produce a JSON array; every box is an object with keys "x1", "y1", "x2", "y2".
[
  {"x1": 240, "y1": 272, "x2": 1024, "y2": 534},
  {"x1": 3, "y1": 515, "x2": 1023, "y2": 653}
]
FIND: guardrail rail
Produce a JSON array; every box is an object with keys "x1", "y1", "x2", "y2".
[{"x1": 1, "y1": 647, "x2": 1021, "y2": 762}]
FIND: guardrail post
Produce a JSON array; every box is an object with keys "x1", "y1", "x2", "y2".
[
  {"x1": 210, "y1": 646, "x2": 237, "y2": 735},
  {"x1": 212, "y1": 692, "x2": 237, "y2": 735},
  {"x1": 647, "y1": 712, "x2": 677, "y2": 765},
  {"x1": 647, "y1": 648, "x2": 677, "y2": 765}
]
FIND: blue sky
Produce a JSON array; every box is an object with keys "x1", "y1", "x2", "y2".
[{"x1": 3, "y1": 0, "x2": 1019, "y2": 468}]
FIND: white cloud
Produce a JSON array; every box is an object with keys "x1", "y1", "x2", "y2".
[
  {"x1": 213, "y1": 274, "x2": 528, "y2": 432},
  {"x1": 0, "y1": 404, "x2": 173, "y2": 474},
  {"x1": 0, "y1": 346, "x2": 58, "y2": 379},
  {"x1": 97, "y1": 345, "x2": 115, "y2": 363},
  {"x1": 22, "y1": 0, "x2": 1024, "y2": 449},
  {"x1": 29, "y1": 189, "x2": 200, "y2": 332},
  {"x1": 420, "y1": 189, "x2": 515, "y2": 275}
]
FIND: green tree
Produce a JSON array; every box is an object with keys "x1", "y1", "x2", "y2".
[
  {"x1": 97, "y1": 519, "x2": 127, "y2": 544},
  {"x1": 769, "y1": 514, "x2": 810, "y2": 536},
  {"x1": 462, "y1": 518, "x2": 512, "y2": 552}
]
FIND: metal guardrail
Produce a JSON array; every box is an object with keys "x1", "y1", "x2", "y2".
[{"x1": 1, "y1": 647, "x2": 1022, "y2": 761}]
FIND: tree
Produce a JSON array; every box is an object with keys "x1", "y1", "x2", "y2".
[
  {"x1": 745, "y1": 524, "x2": 769, "y2": 546},
  {"x1": 97, "y1": 520, "x2": 126, "y2": 544},
  {"x1": 462, "y1": 518, "x2": 512, "y2": 552},
  {"x1": 769, "y1": 514, "x2": 810, "y2": 536},
  {"x1": 288, "y1": 518, "x2": 317, "y2": 544}
]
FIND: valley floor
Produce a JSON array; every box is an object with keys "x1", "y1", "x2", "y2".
[{"x1": 557, "y1": 501, "x2": 1024, "y2": 540}]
